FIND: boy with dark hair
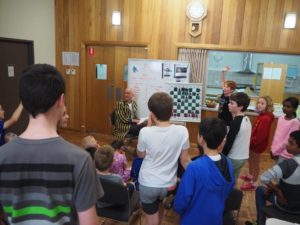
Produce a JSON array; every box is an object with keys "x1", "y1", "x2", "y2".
[
  {"x1": 229, "y1": 92, "x2": 251, "y2": 112},
  {"x1": 137, "y1": 92, "x2": 191, "y2": 225},
  {"x1": 174, "y1": 118, "x2": 235, "y2": 225},
  {"x1": 247, "y1": 130, "x2": 300, "y2": 225},
  {"x1": 0, "y1": 64, "x2": 103, "y2": 225},
  {"x1": 222, "y1": 92, "x2": 252, "y2": 180}
]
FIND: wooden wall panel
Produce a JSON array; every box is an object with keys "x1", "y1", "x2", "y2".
[
  {"x1": 115, "y1": 46, "x2": 148, "y2": 91},
  {"x1": 55, "y1": 0, "x2": 300, "y2": 130},
  {"x1": 205, "y1": 0, "x2": 223, "y2": 44}
]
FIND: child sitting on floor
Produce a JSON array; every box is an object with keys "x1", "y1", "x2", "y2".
[{"x1": 110, "y1": 140, "x2": 131, "y2": 182}]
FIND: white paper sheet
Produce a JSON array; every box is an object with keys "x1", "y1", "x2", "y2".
[
  {"x1": 263, "y1": 68, "x2": 272, "y2": 79},
  {"x1": 272, "y1": 68, "x2": 282, "y2": 80}
]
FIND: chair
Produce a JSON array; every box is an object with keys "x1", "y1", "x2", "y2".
[
  {"x1": 263, "y1": 205, "x2": 300, "y2": 224},
  {"x1": 109, "y1": 110, "x2": 116, "y2": 127},
  {"x1": 223, "y1": 188, "x2": 244, "y2": 225},
  {"x1": 96, "y1": 178, "x2": 141, "y2": 225}
]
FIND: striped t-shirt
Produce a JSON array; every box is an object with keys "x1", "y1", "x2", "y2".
[
  {"x1": 261, "y1": 155, "x2": 300, "y2": 213},
  {"x1": 0, "y1": 137, "x2": 103, "y2": 225}
]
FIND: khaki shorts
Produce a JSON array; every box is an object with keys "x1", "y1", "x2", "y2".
[
  {"x1": 229, "y1": 158, "x2": 247, "y2": 180},
  {"x1": 139, "y1": 184, "x2": 168, "y2": 214}
]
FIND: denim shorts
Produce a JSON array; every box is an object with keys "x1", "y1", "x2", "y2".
[{"x1": 139, "y1": 184, "x2": 168, "y2": 214}]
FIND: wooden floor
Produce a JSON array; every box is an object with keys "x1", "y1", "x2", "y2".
[{"x1": 60, "y1": 129, "x2": 274, "y2": 225}]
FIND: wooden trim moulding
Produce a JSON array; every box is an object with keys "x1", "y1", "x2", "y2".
[
  {"x1": 82, "y1": 41, "x2": 149, "y2": 47},
  {"x1": 80, "y1": 42, "x2": 87, "y2": 133},
  {"x1": 176, "y1": 43, "x2": 300, "y2": 55}
]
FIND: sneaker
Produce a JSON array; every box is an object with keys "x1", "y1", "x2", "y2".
[
  {"x1": 240, "y1": 182, "x2": 257, "y2": 191},
  {"x1": 239, "y1": 174, "x2": 253, "y2": 181}
]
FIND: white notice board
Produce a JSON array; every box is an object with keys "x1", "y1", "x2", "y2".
[{"x1": 128, "y1": 58, "x2": 196, "y2": 120}]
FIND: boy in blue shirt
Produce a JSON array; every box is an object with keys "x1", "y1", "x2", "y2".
[{"x1": 174, "y1": 118, "x2": 235, "y2": 225}]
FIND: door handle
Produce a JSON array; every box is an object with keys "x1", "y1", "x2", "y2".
[{"x1": 108, "y1": 85, "x2": 113, "y2": 100}]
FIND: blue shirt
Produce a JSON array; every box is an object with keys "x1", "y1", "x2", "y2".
[{"x1": 174, "y1": 155, "x2": 235, "y2": 225}]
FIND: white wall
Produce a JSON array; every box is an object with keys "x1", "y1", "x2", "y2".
[{"x1": 0, "y1": 0, "x2": 55, "y2": 65}]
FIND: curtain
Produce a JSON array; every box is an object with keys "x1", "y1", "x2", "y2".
[{"x1": 178, "y1": 48, "x2": 208, "y2": 102}]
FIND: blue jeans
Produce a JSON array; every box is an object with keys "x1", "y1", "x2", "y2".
[{"x1": 255, "y1": 186, "x2": 275, "y2": 225}]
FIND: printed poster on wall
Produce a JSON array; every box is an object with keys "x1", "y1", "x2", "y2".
[
  {"x1": 96, "y1": 64, "x2": 107, "y2": 80},
  {"x1": 128, "y1": 59, "x2": 192, "y2": 119}
]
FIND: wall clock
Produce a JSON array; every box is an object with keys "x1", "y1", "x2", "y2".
[{"x1": 186, "y1": 0, "x2": 207, "y2": 37}]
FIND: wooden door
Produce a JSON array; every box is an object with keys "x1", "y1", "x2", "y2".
[
  {"x1": 85, "y1": 45, "x2": 147, "y2": 134},
  {"x1": 86, "y1": 46, "x2": 115, "y2": 133},
  {"x1": 260, "y1": 63, "x2": 287, "y2": 103},
  {"x1": 0, "y1": 38, "x2": 33, "y2": 134}
]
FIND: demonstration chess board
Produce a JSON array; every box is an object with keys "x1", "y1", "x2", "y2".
[{"x1": 168, "y1": 83, "x2": 202, "y2": 122}]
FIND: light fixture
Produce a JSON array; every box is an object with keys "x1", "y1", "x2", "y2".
[
  {"x1": 112, "y1": 11, "x2": 121, "y2": 25},
  {"x1": 284, "y1": 12, "x2": 297, "y2": 29}
]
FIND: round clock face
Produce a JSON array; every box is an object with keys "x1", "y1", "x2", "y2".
[{"x1": 187, "y1": 1, "x2": 206, "y2": 20}]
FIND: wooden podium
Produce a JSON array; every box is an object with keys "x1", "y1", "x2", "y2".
[{"x1": 260, "y1": 63, "x2": 287, "y2": 103}]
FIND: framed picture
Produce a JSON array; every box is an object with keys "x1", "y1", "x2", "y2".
[{"x1": 174, "y1": 64, "x2": 188, "y2": 79}]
